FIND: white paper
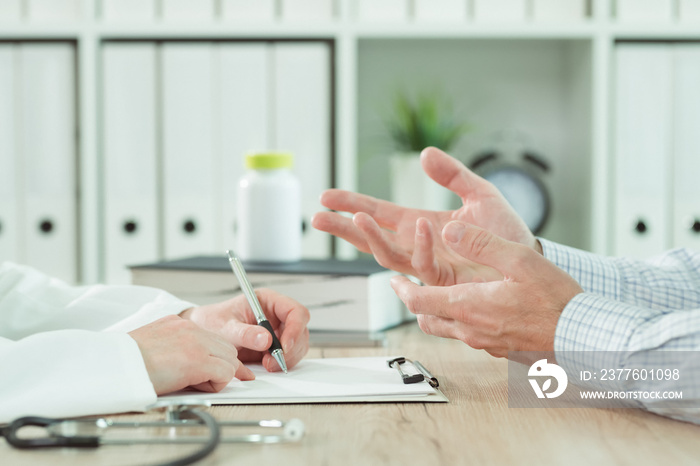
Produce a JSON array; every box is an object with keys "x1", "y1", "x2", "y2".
[{"x1": 160, "y1": 357, "x2": 444, "y2": 404}]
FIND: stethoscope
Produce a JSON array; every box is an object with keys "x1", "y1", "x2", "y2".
[{"x1": 0, "y1": 399, "x2": 305, "y2": 466}]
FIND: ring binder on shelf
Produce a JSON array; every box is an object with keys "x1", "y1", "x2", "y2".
[{"x1": 387, "y1": 357, "x2": 439, "y2": 388}]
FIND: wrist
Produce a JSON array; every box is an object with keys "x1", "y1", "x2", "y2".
[{"x1": 534, "y1": 239, "x2": 543, "y2": 255}]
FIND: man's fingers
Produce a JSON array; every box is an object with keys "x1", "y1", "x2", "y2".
[
  {"x1": 224, "y1": 321, "x2": 271, "y2": 352},
  {"x1": 311, "y1": 211, "x2": 371, "y2": 253},
  {"x1": 256, "y1": 289, "x2": 310, "y2": 340},
  {"x1": 416, "y1": 315, "x2": 499, "y2": 351},
  {"x1": 189, "y1": 356, "x2": 237, "y2": 392},
  {"x1": 198, "y1": 330, "x2": 240, "y2": 366},
  {"x1": 320, "y1": 189, "x2": 406, "y2": 230},
  {"x1": 283, "y1": 326, "x2": 309, "y2": 368},
  {"x1": 262, "y1": 326, "x2": 309, "y2": 371},
  {"x1": 234, "y1": 362, "x2": 256, "y2": 381},
  {"x1": 421, "y1": 147, "x2": 494, "y2": 201},
  {"x1": 416, "y1": 314, "x2": 457, "y2": 339},
  {"x1": 354, "y1": 212, "x2": 412, "y2": 274},
  {"x1": 411, "y1": 217, "x2": 439, "y2": 285},
  {"x1": 442, "y1": 221, "x2": 531, "y2": 278},
  {"x1": 392, "y1": 274, "x2": 504, "y2": 324},
  {"x1": 254, "y1": 289, "x2": 310, "y2": 370},
  {"x1": 390, "y1": 276, "x2": 455, "y2": 319}
]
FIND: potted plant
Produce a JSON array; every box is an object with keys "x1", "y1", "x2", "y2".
[{"x1": 385, "y1": 88, "x2": 469, "y2": 210}]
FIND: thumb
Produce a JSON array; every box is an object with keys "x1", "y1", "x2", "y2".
[
  {"x1": 420, "y1": 147, "x2": 491, "y2": 200},
  {"x1": 442, "y1": 221, "x2": 527, "y2": 277},
  {"x1": 225, "y1": 321, "x2": 272, "y2": 352}
]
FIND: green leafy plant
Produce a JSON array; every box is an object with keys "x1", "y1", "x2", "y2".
[{"x1": 386, "y1": 89, "x2": 469, "y2": 154}]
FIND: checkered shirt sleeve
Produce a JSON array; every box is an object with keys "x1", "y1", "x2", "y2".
[{"x1": 539, "y1": 239, "x2": 700, "y2": 424}]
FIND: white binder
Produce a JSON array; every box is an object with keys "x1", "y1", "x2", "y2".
[
  {"x1": 102, "y1": 43, "x2": 159, "y2": 284},
  {"x1": 473, "y1": 0, "x2": 527, "y2": 22},
  {"x1": 161, "y1": 43, "x2": 219, "y2": 259},
  {"x1": 672, "y1": 45, "x2": 700, "y2": 252},
  {"x1": 217, "y1": 43, "x2": 270, "y2": 253},
  {"x1": 273, "y1": 43, "x2": 332, "y2": 258},
  {"x1": 221, "y1": 0, "x2": 275, "y2": 21},
  {"x1": 161, "y1": 0, "x2": 214, "y2": 21},
  {"x1": 102, "y1": 0, "x2": 155, "y2": 21},
  {"x1": 679, "y1": 0, "x2": 700, "y2": 22},
  {"x1": 414, "y1": 0, "x2": 467, "y2": 23},
  {"x1": 616, "y1": 0, "x2": 674, "y2": 23},
  {"x1": 613, "y1": 45, "x2": 673, "y2": 258},
  {"x1": 0, "y1": 0, "x2": 21, "y2": 20},
  {"x1": 0, "y1": 45, "x2": 19, "y2": 263},
  {"x1": 281, "y1": 0, "x2": 334, "y2": 22},
  {"x1": 19, "y1": 43, "x2": 78, "y2": 282},
  {"x1": 356, "y1": 0, "x2": 409, "y2": 22},
  {"x1": 26, "y1": 0, "x2": 81, "y2": 21}
]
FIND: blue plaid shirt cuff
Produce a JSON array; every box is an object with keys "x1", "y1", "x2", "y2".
[{"x1": 539, "y1": 238, "x2": 620, "y2": 299}]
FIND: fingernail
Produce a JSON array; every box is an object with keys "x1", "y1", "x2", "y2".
[
  {"x1": 256, "y1": 333, "x2": 268, "y2": 349},
  {"x1": 444, "y1": 222, "x2": 466, "y2": 243},
  {"x1": 416, "y1": 218, "x2": 426, "y2": 237}
]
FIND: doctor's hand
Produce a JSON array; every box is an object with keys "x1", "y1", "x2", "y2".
[
  {"x1": 390, "y1": 221, "x2": 582, "y2": 358},
  {"x1": 180, "y1": 289, "x2": 310, "y2": 373},
  {"x1": 129, "y1": 315, "x2": 250, "y2": 395},
  {"x1": 312, "y1": 147, "x2": 540, "y2": 286}
]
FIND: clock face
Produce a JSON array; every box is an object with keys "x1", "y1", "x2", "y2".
[{"x1": 483, "y1": 166, "x2": 550, "y2": 234}]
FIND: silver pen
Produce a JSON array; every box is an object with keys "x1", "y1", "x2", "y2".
[{"x1": 226, "y1": 250, "x2": 288, "y2": 374}]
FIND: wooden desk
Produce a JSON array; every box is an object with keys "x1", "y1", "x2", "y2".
[{"x1": 3, "y1": 323, "x2": 700, "y2": 466}]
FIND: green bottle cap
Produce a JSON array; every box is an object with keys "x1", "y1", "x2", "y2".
[{"x1": 245, "y1": 152, "x2": 294, "y2": 170}]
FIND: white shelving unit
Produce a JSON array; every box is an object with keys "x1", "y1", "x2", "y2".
[{"x1": 1, "y1": 0, "x2": 699, "y2": 283}]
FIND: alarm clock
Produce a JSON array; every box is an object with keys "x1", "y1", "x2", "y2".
[{"x1": 469, "y1": 149, "x2": 551, "y2": 235}]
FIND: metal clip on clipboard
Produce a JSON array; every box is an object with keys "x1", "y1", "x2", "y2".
[{"x1": 387, "y1": 357, "x2": 439, "y2": 388}]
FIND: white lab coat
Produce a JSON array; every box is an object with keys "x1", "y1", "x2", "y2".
[{"x1": 0, "y1": 262, "x2": 194, "y2": 423}]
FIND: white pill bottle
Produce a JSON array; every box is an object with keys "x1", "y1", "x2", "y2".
[{"x1": 236, "y1": 152, "x2": 302, "y2": 262}]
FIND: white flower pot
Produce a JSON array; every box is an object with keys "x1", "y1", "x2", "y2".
[{"x1": 389, "y1": 153, "x2": 457, "y2": 211}]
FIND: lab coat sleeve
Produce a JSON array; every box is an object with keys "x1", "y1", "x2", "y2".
[
  {"x1": 0, "y1": 261, "x2": 197, "y2": 423},
  {"x1": 0, "y1": 261, "x2": 195, "y2": 339},
  {"x1": 0, "y1": 330, "x2": 156, "y2": 423}
]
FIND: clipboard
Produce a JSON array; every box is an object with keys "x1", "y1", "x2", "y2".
[{"x1": 159, "y1": 356, "x2": 448, "y2": 405}]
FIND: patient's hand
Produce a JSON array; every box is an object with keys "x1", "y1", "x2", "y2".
[{"x1": 313, "y1": 147, "x2": 539, "y2": 286}]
